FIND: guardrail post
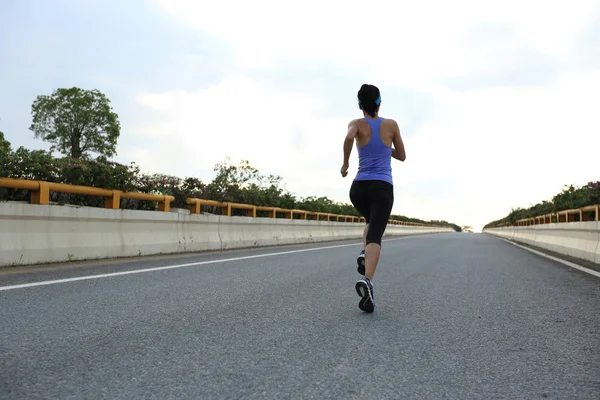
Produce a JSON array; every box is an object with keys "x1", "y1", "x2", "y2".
[
  {"x1": 105, "y1": 190, "x2": 121, "y2": 209},
  {"x1": 31, "y1": 181, "x2": 50, "y2": 205},
  {"x1": 249, "y1": 206, "x2": 257, "y2": 218},
  {"x1": 583, "y1": 209, "x2": 591, "y2": 222},
  {"x1": 158, "y1": 196, "x2": 171, "y2": 212},
  {"x1": 190, "y1": 200, "x2": 201, "y2": 214},
  {"x1": 222, "y1": 204, "x2": 230, "y2": 216}
]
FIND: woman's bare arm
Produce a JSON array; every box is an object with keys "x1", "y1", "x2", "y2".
[
  {"x1": 341, "y1": 119, "x2": 358, "y2": 177},
  {"x1": 390, "y1": 120, "x2": 406, "y2": 161}
]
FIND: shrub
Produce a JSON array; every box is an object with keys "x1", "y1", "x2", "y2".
[
  {"x1": 587, "y1": 181, "x2": 600, "y2": 205},
  {"x1": 295, "y1": 196, "x2": 359, "y2": 216},
  {"x1": 0, "y1": 132, "x2": 11, "y2": 167},
  {"x1": 1, "y1": 148, "x2": 139, "y2": 206},
  {"x1": 133, "y1": 174, "x2": 207, "y2": 210},
  {"x1": 552, "y1": 184, "x2": 591, "y2": 211}
]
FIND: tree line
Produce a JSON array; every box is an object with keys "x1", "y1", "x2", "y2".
[{"x1": 484, "y1": 182, "x2": 600, "y2": 229}]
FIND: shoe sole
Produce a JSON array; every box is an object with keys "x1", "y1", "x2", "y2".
[
  {"x1": 355, "y1": 280, "x2": 374, "y2": 313},
  {"x1": 357, "y1": 256, "x2": 365, "y2": 276}
]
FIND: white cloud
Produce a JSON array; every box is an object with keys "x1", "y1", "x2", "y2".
[
  {"x1": 156, "y1": 0, "x2": 598, "y2": 88},
  {"x1": 135, "y1": 75, "x2": 353, "y2": 188},
  {"x1": 131, "y1": 0, "x2": 600, "y2": 232}
]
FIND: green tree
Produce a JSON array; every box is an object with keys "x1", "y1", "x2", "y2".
[
  {"x1": 206, "y1": 158, "x2": 285, "y2": 202},
  {"x1": 0, "y1": 131, "x2": 10, "y2": 155},
  {"x1": 29, "y1": 87, "x2": 121, "y2": 159},
  {"x1": 0, "y1": 131, "x2": 12, "y2": 177}
]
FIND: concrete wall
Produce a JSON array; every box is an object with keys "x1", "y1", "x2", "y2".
[
  {"x1": 484, "y1": 222, "x2": 600, "y2": 264},
  {"x1": 0, "y1": 202, "x2": 454, "y2": 267}
]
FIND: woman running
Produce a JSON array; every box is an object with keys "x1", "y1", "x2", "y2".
[{"x1": 340, "y1": 83, "x2": 406, "y2": 312}]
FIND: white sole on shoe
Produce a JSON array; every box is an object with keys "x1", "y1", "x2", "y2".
[{"x1": 355, "y1": 280, "x2": 374, "y2": 313}]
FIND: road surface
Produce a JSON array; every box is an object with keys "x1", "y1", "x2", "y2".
[{"x1": 1, "y1": 233, "x2": 599, "y2": 399}]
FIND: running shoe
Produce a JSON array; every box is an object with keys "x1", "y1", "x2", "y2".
[
  {"x1": 357, "y1": 249, "x2": 365, "y2": 275},
  {"x1": 355, "y1": 277, "x2": 374, "y2": 312}
]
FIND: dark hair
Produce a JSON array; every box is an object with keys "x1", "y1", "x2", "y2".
[{"x1": 357, "y1": 84, "x2": 381, "y2": 118}]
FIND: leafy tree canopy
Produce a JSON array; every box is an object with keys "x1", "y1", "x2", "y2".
[{"x1": 29, "y1": 87, "x2": 120, "y2": 159}]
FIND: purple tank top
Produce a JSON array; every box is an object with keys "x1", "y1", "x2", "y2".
[{"x1": 354, "y1": 117, "x2": 393, "y2": 185}]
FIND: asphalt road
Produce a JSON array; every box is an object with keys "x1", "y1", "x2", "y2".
[{"x1": 1, "y1": 233, "x2": 599, "y2": 399}]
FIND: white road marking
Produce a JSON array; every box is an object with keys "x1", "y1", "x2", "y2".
[
  {"x1": 0, "y1": 237, "x2": 413, "y2": 292},
  {"x1": 503, "y1": 239, "x2": 600, "y2": 279}
]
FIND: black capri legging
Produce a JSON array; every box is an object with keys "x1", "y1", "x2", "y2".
[{"x1": 349, "y1": 180, "x2": 394, "y2": 246}]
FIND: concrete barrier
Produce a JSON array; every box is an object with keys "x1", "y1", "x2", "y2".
[
  {"x1": 484, "y1": 222, "x2": 600, "y2": 264},
  {"x1": 0, "y1": 202, "x2": 454, "y2": 267}
]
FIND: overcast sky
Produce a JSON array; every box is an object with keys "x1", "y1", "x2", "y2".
[{"x1": 1, "y1": 0, "x2": 599, "y2": 231}]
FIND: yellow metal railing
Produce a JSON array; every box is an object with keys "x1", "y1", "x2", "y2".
[
  {"x1": 185, "y1": 197, "x2": 443, "y2": 228},
  {"x1": 186, "y1": 198, "x2": 362, "y2": 222},
  {"x1": 513, "y1": 204, "x2": 599, "y2": 226},
  {"x1": 0, "y1": 178, "x2": 175, "y2": 211}
]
